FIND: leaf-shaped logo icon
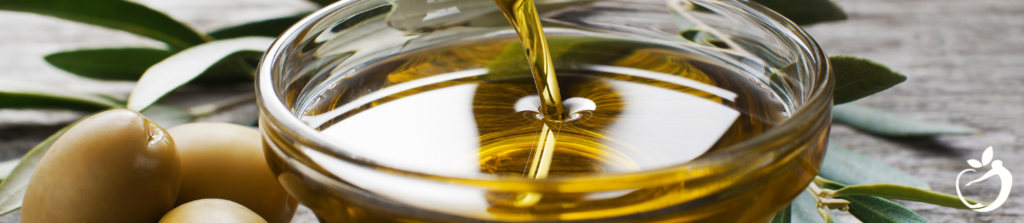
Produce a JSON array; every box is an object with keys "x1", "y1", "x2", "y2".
[
  {"x1": 982, "y1": 146, "x2": 993, "y2": 166},
  {"x1": 956, "y1": 146, "x2": 1013, "y2": 213},
  {"x1": 967, "y1": 159, "x2": 983, "y2": 168}
]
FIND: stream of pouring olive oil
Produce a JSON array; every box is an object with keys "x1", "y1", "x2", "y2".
[{"x1": 287, "y1": 0, "x2": 798, "y2": 222}]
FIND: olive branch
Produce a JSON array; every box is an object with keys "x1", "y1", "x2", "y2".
[{"x1": 0, "y1": 0, "x2": 986, "y2": 222}]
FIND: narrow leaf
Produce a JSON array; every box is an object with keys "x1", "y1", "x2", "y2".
[
  {"x1": 845, "y1": 195, "x2": 930, "y2": 223},
  {"x1": 0, "y1": 118, "x2": 85, "y2": 215},
  {"x1": 127, "y1": 37, "x2": 275, "y2": 112},
  {"x1": 813, "y1": 176, "x2": 848, "y2": 190},
  {"x1": 770, "y1": 204, "x2": 791, "y2": 223},
  {"x1": 45, "y1": 48, "x2": 258, "y2": 83},
  {"x1": 44, "y1": 48, "x2": 173, "y2": 81},
  {"x1": 966, "y1": 159, "x2": 982, "y2": 168},
  {"x1": 209, "y1": 13, "x2": 308, "y2": 39},
  {"x1": 141, "y1": 105, "x2": 195, "y2": 128},
  {"x1": 819, "y1": 141, "x2": 930, "y2": 189},
  {"x1": 981, "y1": 146, "x2": 993, "y2": 166},
  {"x1": 0, "y1": 0, "x2": 207, "y2": 49},
  {"x1": 833, "y1": 104, "x2": 981, "y2": 136},
  {"x1": 831, "y1": 184, "x2": 976, "y2": 209},
  {"x1": 0, "y1": 160, "x2": 18, "y2": 181},
  {"x1": 680, "y1": 29, "x2": 702, "y2": 41},
  {"x1": 309, "y1": 0, "x2": 338, "y2": 6},
  {"x1": 752, "y1": 0, "x2": 847, "y2": 25},
  {"x1": 830, "y1": 55, "x2": 906, "y2": 104},
  {"x1": 0, "y1": 78, "x2": 123, "y2": 112}
]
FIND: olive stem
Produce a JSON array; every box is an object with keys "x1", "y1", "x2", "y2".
[
  {"x1": 807, "y1": 183, "x2": 823, "y2": 203},
  {"x1": 807, "y1": 181, "x2": 851, "y2": 212},
  {"x1": 805, "y1": 185, "x2": 840, "y2": 223},
  {"x1": 816, "y1": 206, "x2": 836, "y2": 223},
  {"x1": 187, "y1": 93, "x2": 256, "y2": 118}
]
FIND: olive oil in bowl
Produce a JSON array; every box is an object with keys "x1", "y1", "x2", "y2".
[
  {"x1": 295, "y1": 36, "x2": 790, "y2": 222},
  {"x1": 258, "y1": 0, "x2": 832, "y2": 222}
]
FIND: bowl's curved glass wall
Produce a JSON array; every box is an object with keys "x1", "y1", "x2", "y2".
[{"x1": 258, "y1": 0, "x2": 833, "y2": 222}]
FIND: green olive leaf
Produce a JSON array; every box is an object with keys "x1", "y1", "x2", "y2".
[
  {"x1": 0, "y1": 0, "x2": 207, "y2": 49},
  {"x1": 190, "y1": 51, "x2": 265, "y2": 84},
  {"x1": 844, "y1": 195, "x2": 930, "y2": 223},
  {"x1": 830, "y1": 55, "x2": 906, "y2": 104},
  {"x1": 309, "y1": 0, "x2": 338, "y2": 6},
  {"x1": 770, "y1": 204, "x2": 791, "y2": 223},
  {"x1": 208, "y1": 13, "x2": 309, "y2": 39},
  {"x1": 0, "y1": 160, "x2": 19, "y2": 181},
  {"x1": 680, "y1": 29, "x2": 702, "y2": 41},
  {"x1": 45, "y1": 48, "x2": 259, "y2": 84},
  {"x1": 813, "y1": 176, "x2": 848, "y2": 190},
  {"x1": 751, "y1": 0, "x2": 847, "y2": 25},
  {"x1": 44, "y1": 48, "x2": 174, "y2": 81},
  {"x1": 0, "y1": 78, "x2": 123, "y2": 112},
  {"x1": 141, "y1": 105, "x2": 195, "y2": 128},
  {"x1": 833, "y1": 103, "x2": 981, "y2": 136},
  {"x1": 831, "y1": 184, "x2": 977, "y2": 209},
  {"x1": 0, "y1": 118, "x2": 84, "y2": 216},
  {"x1": 674, "y1": 28, "x2": 732, "y2": 49},
  {"x1": 127, "y1": 37, "x2": 275, "y2": 112},
  {"x1": 819, "y1": 141, "x2": 930, "y2": 189}
]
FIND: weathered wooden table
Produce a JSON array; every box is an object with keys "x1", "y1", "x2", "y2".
[{"x1": 0, "y1": 0, "x2": 1020, "y2": 222}]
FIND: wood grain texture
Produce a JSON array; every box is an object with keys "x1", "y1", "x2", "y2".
[
  {"x1": 0, "y1": 0, "x2": 1020, "y2": 222},
  {"x1": 803, "y1": 0, "x2": 1023, "y2": 222}
]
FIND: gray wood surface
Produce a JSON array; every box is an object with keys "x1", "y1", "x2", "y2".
[
  {"x1": 804, "y1": 0, "x2": 1023, "y2": 222},
  {"x1": 0, "y1": 0, "x2": 1021, "y2": 222}
]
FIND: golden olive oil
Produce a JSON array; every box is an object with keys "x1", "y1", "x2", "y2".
[
  {"x1": 293, "y1": 35, "x2": 794, "y2": 222},
  {"x1": 493, "y1": 0, "x2": 566, "y2": 207},
  {"x1": 493, "y1": 0, "x2": 565, "y2": 120},
  {"x1": 262, "y1": 1, "x2": 831, "y2": 222}
]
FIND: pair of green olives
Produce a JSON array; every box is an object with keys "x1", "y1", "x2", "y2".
[{"x1": 20, "y1": 109, "x2": 297, "y2": 223}]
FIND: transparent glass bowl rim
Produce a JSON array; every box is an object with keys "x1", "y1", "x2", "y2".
[{"x1": 256, "y1": 0, "x2": 832, "y2": 186}]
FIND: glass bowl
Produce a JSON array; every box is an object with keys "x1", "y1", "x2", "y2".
[{"x1": 257, "y1": 0, "x2": 833, "y2": 222}]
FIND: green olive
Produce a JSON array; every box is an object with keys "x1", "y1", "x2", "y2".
[
  {"x1": 21, "y1": 109, "x2": 181, "y2": 223},
  {"x1": 168, "y1": 122, "x2": 298, "y2": 223},
  {"x1": 159, "y1": 198, "x2": 268, "y2": 223}
]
